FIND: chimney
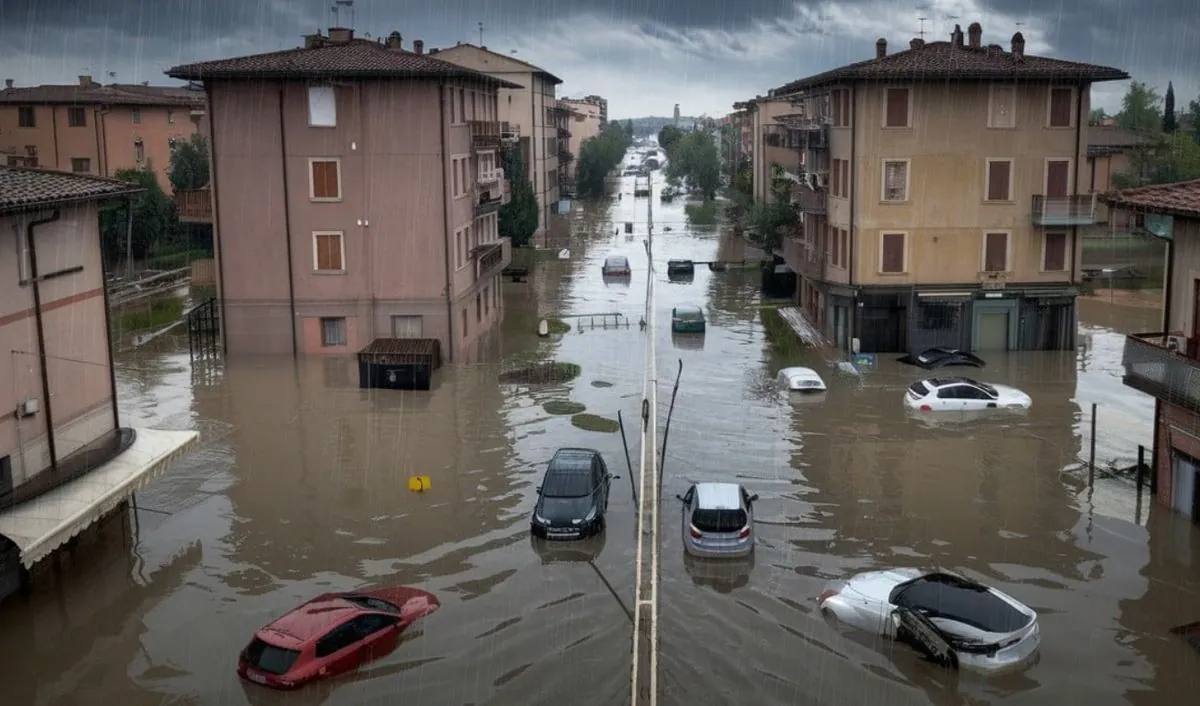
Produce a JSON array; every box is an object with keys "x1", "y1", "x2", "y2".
[
  {"x1": 875, "y1": 38, "x2": 887, "y2": 58},
  {"x1": 4, "y1": 79, "x2": 12, "y2": 89},
  {"x1": 386, "y1": 31, "x2": 403, "y2": 51},
  {"x1": 328, "y1": 27, "x2": 354, "y2": 43},
  {"x1": 910, "y1": 38, "x2": 925, "y2": 50},
  {"x1": 304, "y1": 33, "x2": 324, "y2": 49},
  {"x1": 78, "y1": 75, "x2": 93, "y2": 88},
  {"x1": 967, "y1": 22, "x2": 982, "y2": 49},
  {"x1": 951, "y1": 24, "x2": 964, "y2": 48},
  {"x1": 1011, "y1": 31, "x2": 1025, "y2": 59},
  {"x1": 429, "y1": 47, "x2": 439, "y2": 54},
  {"x1": 413, "y1": 40, "x2": 424, "y2": 54}
]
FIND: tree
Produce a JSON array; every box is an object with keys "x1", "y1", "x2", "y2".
[
  {"x1": 168, "y1": 134, "x2": 210, "y2": 191},
  {"x1": 499, "y1": 144, "x2": 538, "y2": 246},
  {"x1": 1089, "y1": 108, "x2": 1109, "y2": 125},
  {"x1": 99, "y1": 166, "x2": 179, "y2": 264},
  {"x1": 664, "y1": 130, "x2": 721, "y2": 200},
  {"x1": 1164, "y1": 82, "x2": 1178, "y2": 134},
  {"x1": 746, "y1": 171, "x2": 798, "y2": 251},
  {"x1": 576, "y1": 125, "x2": 631, "y2": 198},
  {"x1": 1113, "y1": 132, "x2": 1200, "y2": 188},
  {"x1": 657, "y1": 124, "x2": 684, "y2": 152},
  {"x1": 1116, "y1": 82, "x2": 1163, "y2": 134},
  {"x1": 623, "y1": 119, "x2": 634, "y2": 140}
]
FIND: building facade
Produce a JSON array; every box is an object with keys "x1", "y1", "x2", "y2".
[
  {"x1": 553, "y1": 100, "x2": 575, "y2": 197},
  {"x1": 0, "y1": 77, "x2": 206, "y2": 193},
  {"x1": 429, "y1": 43, "x2": 562, "y2": 240},
  {"x1": 166, "y1": 28, "x2": 515, "y2": 359},
  {"x1": 750, "y1": 23, "x2": 1128, "y2": 354},
  {"x1": 559, "y1": 97, "x2": 604, "y2": 179}
]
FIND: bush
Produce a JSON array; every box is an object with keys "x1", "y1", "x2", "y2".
[
  {"x1": 570, "y1": 413, "x2": 620, "y2": 433},
  {"x1": 544, "y1": 400, "x2": 587, "y2": 415},
  {"x1": 112, "y1": 296, "x2": 184, "y2": 333},
  {"x1": 498, "y1": 361, "x2": 582, "y2": 384}
]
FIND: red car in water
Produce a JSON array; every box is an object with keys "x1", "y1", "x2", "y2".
[{"x1": 237, "y1": 586, "x2": 440, "y2": 690}]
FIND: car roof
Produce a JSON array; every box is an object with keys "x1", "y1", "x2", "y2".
[
  {"x1": 674, "y1": 304, "x2": 703, "y2": 314},
  {"x1": 694, "y1": 482, "x2": 742, "y2": 510},
  {"x1": 604, "y1": 255, "x2": 628, "y2": 263},
  {"x1": 926, "y1": 376, "x2": 981, "y2": 387},
  {"x1": 549, "y1": 448, "x2": 600, "y2": 471},
  {"x1": 259, "y1": 593, "x2": 361, "y2": 646},
  {"x1": 779, "y1": 366, "x2": 821, "y2": 380}
]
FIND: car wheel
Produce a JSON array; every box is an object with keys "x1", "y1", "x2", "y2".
[{"x1": 820, "y1": 608, "x2": 840, "y2": 631}]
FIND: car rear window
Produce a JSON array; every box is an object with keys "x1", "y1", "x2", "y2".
[
  {"x1": 245, "y1": 638, "x2": 301, "y2": 675},
  {"x1": 543, "y1": 470, "x2": 591, "y2": 497},
  {"x1": 891, "y1": 575, "x2": 1030, "y2": 633},
  {"x1": 691, "y1": 508, "x2": 748, "y2": 533},
  {"x1": 907, "y1": 381, "x2": 929, "y2": 396}
]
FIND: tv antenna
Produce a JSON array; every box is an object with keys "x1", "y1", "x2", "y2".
[
  {"x1": 917, "y1": 16, "x2": 928, "y2": 39},
  {"x1": 478, "y1": 22, "x2": 484, "y2": 46},
  {"x1": 331, "y1": 0, "x2": 354, "y2": 29}
]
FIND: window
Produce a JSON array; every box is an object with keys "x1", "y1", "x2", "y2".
[
  {"x1": 484, "y1": 286, "x2": 491, "y2": 315},
  {"x1": 307, "y1": 85, "x2": 337, "y2": 127},
  {"x1": 1043, "y1": 231, "x2": 1068, "y2": 271},
  {"x1": 131, "y1": 107, "x2": 141, "y2": 124},
  {"x1": 244, "y1": 639, "x2": 301, "y2": 676},
  {"x1": 452, "y1": 157, "x2": 462, "y2": 197},
  {"x1": 167, "y1": 108, "x2": 175, "y2": 124},
  {"x1": 476, "y1": 293, "x2": 482, "y2": 322},
  {"x1": 493, "y1": 280, "x2": 499, "y2": 310},
  {"x1": 988, "y1": 86, "x2": 1016, "y2": 128},
  {"x1": 313, "y1": 231, "x2": 345, "y2": 272},
  {"x1": 880, "y1": 232, "x2": 906, "y2": 273},
  {"x1": 840, "y1": 229, "x2": 848, "y2": 267},
  {"x1": 455, "y1": 228, "x2": 465, "y2": 269},
  {"x1": 830, "y1": 89, "x2": 850, "y2": 127},
  {"x1": 457, "y1": 89, "x2": 465, "y2": 124},
  {"x1": 460, "y1": 160, "x2": 468, "y2": 197},
  {"x1": 985, "y1": 159, "x2": 1012, "y2": 201},
  {"x1": 882, "y1": 159, "x2": 909, "y2": 202},
  {"x1": 67, "y1": 107, "x2": 86, "y2": 127},
  {"x1": 309, "y1": 159, "x2": 341, "y2": 201},
  {"x1": 71, "y1": 158, "x2": 90, "y2": 173},
  {"x1": 884, "y1": 88, "x2": 911, "y2": 128},
  {"x1": 982, "y1": 231, "x2": 1009, "y2": 272},
  {"x1": 448, "y1": 87, "x2": 456, "y2": 123},
  {"x1": 134, "y1": 140, "x2": 145, "y2": 163},
  {"x1": 461, "y1": 308, "x2": 468, "y2": 338},
  {"x1": 1047, "y1": 87, "x2": 1073, "y2": 128},
  {"x1": 320, "y1": 317, "x2": 347, "y2": 347},
  {"x1": 919, "y1": 304, "x2": 958, "y2": 330},
  {"x1": 17, "y1": 106, "x2": 35, "y2": 128},
  {"x1": 315, "y1": 621, "x2": 359, "y2": 657}
]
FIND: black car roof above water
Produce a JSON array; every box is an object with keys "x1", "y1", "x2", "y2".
[{"x1": 891, "y1": 573, "x2": 1030, "y2": 634}]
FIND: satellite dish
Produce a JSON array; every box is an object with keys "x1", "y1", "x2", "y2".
[{"x1": 558, "y1": 248, "x2": 570, "y2": 259}]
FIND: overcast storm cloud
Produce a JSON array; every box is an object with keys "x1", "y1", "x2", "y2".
[{"x1": 1, "y1": 0, "x2": 1197, "y2": 116}]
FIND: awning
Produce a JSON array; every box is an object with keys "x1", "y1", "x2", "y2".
[{"x1": 0, "y1": 428, "x2": 199, "y2": 568}]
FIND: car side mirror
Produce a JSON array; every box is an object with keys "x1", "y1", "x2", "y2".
[
  {"x1": 536, "y1": 486, "x2": 542, "y2": 494},
  {"x1": 749, "y1": 494, "x2": 759, "y2": 503},
  {"x1": 610, "y1": 474, "x2": 620, "y2": 480},
  {"x1": 675, "y1": 494, "x2": 684, "y2": 501}
]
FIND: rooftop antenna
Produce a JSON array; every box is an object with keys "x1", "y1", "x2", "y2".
[
  {"x1": 917, "y1": 16, "x2": 928, "y2": 39},
  {"x1": 478, "y1": 22, "x2": 484, "y2": 46},
  {"x1": 331, "y1": 0, "x2": 353, "y2": 29}
]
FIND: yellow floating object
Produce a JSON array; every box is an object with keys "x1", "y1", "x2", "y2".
[{"x1": 408, "y1": 475, "x2": 431, "y2": 492}]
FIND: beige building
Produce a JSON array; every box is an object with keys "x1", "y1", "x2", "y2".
[
  {"x1": 559, "y1": 97, "x2": 604, "y2": 180},
  {"x1": 166, "y1": 29, "x2": 516, "y2": 360},
  {"x1": 429, "y1": 44, "x2": 562, "y2": 238},
  {"x1": 0, "y1": 77, "x2": 206, "y2": 193},
  {"x1": 752, "y1": 22, "x2": 1127, "y2": 353}
]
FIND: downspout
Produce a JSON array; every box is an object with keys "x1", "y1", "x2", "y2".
[
  {"x1": 1071, "y1": 84, "x2": 1084, "y2": 298},
  {"x1": 439, "y1": 81, "x2": 457, "y2": 363},
  {"x1": 530, "y1": 79, "x2": 538, "y2": 231},
  {"x1": 98, "y1": 205, "x2": 121, "y2": 429},
  {"x1": 1155, "y1": 236, "x2": 1175, "y2": 492},
  {"x1": 92, "y1": 108, "x2": 103, "y2": 175},
  {"x1": 206, "y1": 85, "x2": 230, "y2": 353},
  {"x1": 848, "y1": 84, "x2": 859, "y2": 350},
  {"x1": 50, "y1": 106, "x2": 60, "y2": 169},
  {"x1": 277, "y1": 85, "x2": 298, "y2": 357},
  {"x1": 26, "y1": 210, "x2": 62, "y2": 471},
  {"x1": 358, "y1": 82, "x2": 374, "y2": 340}
]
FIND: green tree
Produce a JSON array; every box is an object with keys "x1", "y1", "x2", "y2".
[
  {"x1": 1164, "y1": 82, "x2": 1178, "y2": 134},
  {"x1": 1113, "y1": 132, "x2": 1200, "y2": 188},
  {"x1": 1089, "y1": 108, "x2": 1109, "y2": 125},
  {"x1": 657, "y1": 124, "x2": 684, "y2": 152},
  {"x1": 168, "y1": 134, "x2": 210, "y2": 191},
  {"x1": 623, "y1": 119, "x2": 634, "y2": 140},
  {"x1": 499, "y1": 144, "x2": 538, "y2": 246},
  {"x1": 664, "y1": 130, "x2": 721, "y2": 200},
  {"x1": 576, "y1": 125, "x2": 631, "y2": 198},
  {"x1": 1116, "y1": 82, "x2": 1163, "y2": 134},
  {"x1": 99, "y1": 166, "x2": 179, "y2": 264},
  {"x1": 746, "y1": 173, "x2": 798, "y2": 251}
]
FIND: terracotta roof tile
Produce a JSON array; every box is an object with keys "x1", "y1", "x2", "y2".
[
  {"x1": 1100, "y1": 179, "x2": 1200, "y2": 218},
  {"x1": 0, "y1": 166, "x2": 143, "y2": 214},
  {"x1": 0, "y1": 84, "x2": 204, "y2": 107},
  {"x1": 772, "y1": 39, "x2": 1128, "y2": 95},
  {"x1": 165, "y1": 39, "x2": 521, "y2": 88}
]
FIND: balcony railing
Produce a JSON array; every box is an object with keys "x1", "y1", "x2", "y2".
[
  {"x1": 791, "y1": 186, "x2": 826, "y2": 214},
  {"x1": 174, "y1": 188, "x2": 213, "y2": 223},
  {"x1": 469, "y1": 120, "x2": 501, "y2": 148},
  {"x1": 476, "y1": 187, "x2": 504, "y2": 216},
  {"x1": 1032, "y1": 194, "x2": 1097, "y2": 226},
  {"x1": 558, "y1": 126, "x2": 570, "y2": 138},
  {"x1": 477, "y1": 167, "x2": 503, "y2": 186},
  {"x1": 1123, "y1": 332, "x2": 1200, "y2": 414},
  {"x1": 501, "y1": 122, "x2": 520, "y2": 141},
  {"x1": 473, "y1": 236, "x2": 512, "y2": 281}
]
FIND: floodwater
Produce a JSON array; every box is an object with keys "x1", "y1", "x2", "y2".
[{"x1": 2, "y1": 168, "x2": 1200, "y2": 706}]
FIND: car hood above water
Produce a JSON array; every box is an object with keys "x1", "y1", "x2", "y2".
[
  {"x1": 841, "y1": 568, "x2": 924, "y2": 602},
  {"x1": 537, "y1": 496, "x2": 594, "y2": 523}
]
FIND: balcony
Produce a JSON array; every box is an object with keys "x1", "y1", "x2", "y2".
[
  {"x1": 1123, "y1": 332, "x2": 1200, "y2": 414},
  {"x1": 1032, "y1": 194, "x2": 1097, "y2": 227},
  {"x1": 791, "y1": 185, "x2": 826, "y2": 214},
  {"x1": 558, "y1": 126, "x2": 570, "y2": 138},
  {"x1": 477, "y1": 167, "x2": 503, "y2": 187},
  {"x1": 501, "y1": 122, "x2": 521, "y2": 142},
  {"x1": 174, "y1": 188, "x2": 213, "y2": 223},
  {"x1": 977, "y1": 270, "x2": 1011, "y2": 290},
  {"x1": 469, "y1": 120, "x2": 501, "y2": 149},
  {"x1": 476, "y1": 186, "x2": 504, "y2": 216},
  {"x1": 558, "y1": 147, "x2": 574, "y2": 163},
  {"x1": 473, "y1": 236, "x2": 512, "y2": 282}
]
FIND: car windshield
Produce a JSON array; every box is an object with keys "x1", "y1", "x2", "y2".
[
  {"x1": 244, "y1": 638, "x2": 301, "y2": 675},
  {"x1": 890, "y1": 574, "x2": 1030, "y2": 634},
  {"x1": 542, "y1": 470, "x2": 592, "y2": 497},
  {"x1": 605, "y1": 257, "x2": 627, "y2": 267},
  {"x1": 675, "y1": 307, "x2": 702, "y2": 320},
  {"x1": 907, "y1": 381, "x2": 929, "y2": 396},
  {"x1": 691, "y1": 508, "x2": 747, "y2": 533},
  {"x1": 341, "y1": 594, "x2": 400, "y2": 613},
  {"x1": 976, "y1": 382, "x2": 998, "y2": 397}
]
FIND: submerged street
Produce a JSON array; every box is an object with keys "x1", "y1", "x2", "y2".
[{"x1": 2, "y1": 171, "x2": 1198, "y2": 706}]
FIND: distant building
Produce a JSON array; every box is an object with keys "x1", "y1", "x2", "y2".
[
  {"x1": 559, "y1": 97, "x2": 605, "y2": 178},
  {"x1": 673, "y1": 104, "x2": 680, "y2": 125}
]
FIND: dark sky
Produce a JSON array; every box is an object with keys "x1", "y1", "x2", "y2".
[{"x1": 0, "y1": 0, "x2": 1193, "y2": 116}]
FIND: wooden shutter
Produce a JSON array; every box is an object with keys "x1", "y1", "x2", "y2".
[
  {"x1": 984, "y1": 232, "x2": 1008, "y2": 271},
  {"x1": 1049, "y1": 88, "x2": 1072, "y2": 127},
  {"x1": 312, "y1": 161, "x2": 340, "y2": 199},
  {"x1": 881, "y1": 233, "x2": 904, "y2": 272},
  {"x1": 1046, "y1": 160, "x2": 1070, "y2": 197},
  {"x1": 1044, "y1": 232, "x2": 1067, "y2": 271},
  {"x1": 315, "y1": 233, "x2": 343, "y2": 270},
  {"x1": 987, "y1": 161, "x2": 1011, "y2": 201},
  {"x1": 885, "y1": 89, "x2": 909, "y2": 127}
]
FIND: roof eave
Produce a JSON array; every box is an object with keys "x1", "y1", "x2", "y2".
[
  {"x1": 0, "y1": 187, "x2": 145, "y2": 216},
  {"x1": 776, "y1": 69, "x2": 1130, "y2": 93},
  {"x1": 166, "y1": 67, "x2": 523, "y2": 89}
]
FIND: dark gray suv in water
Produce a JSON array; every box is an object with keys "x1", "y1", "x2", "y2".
[{"x1": 530, "y1": 448, "x2": 617, "y2": 541}]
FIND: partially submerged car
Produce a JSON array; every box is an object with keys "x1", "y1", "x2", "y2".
[
  {"x1": 677, "y1": 482, "x2": 757, "y2": 559},
  {"x1": 671, "y1": 305, "x2": 706, "y2": 333},
  {"x1": 904, "y1": 377, "x2": 1031, "y2": 412},
  {"x1": 667, "y1": 259, "x2": 695, "y2": 277},
  {"x1": 601, "y1": 255, "x2": 631, "y2": 277},
  {"x1": 531, "y1": 448, "x2": 617, "y2": 540},
  {"x1": 776, "y1": 367, "x2": 827, "y2": 393},
  {"x1": 238, "y1": 587, "x2": 439, "y2": 690},
  {"x1": 897, "y1": 347, "x2": 986, "y2": 370},
  {"x1": 818, "y1": 569, "x2": 1040, "y2": 672}
]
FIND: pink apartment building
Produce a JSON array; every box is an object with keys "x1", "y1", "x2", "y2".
[{"x1": 166, "y1": 28, "x2": 516, "y2": 359}]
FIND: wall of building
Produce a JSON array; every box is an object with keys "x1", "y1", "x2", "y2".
[
  {"x1": 750, "y1": 98, "x2": 792, "y2": 203},
  {"x1": 562, "y1": 100, "x2": 601, "y2": 178},
  {"x1": 0, "y1": 205, "x2": 117, "y2": 486}
]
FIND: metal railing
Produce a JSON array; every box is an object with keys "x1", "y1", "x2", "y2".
[
  {"x1": 468, "y1": 120, "x2": 501, "y2": 148},
  {"x1": 477, "y1": 167, "x2": 503, "y2": 186},
  {"x1": 1123, "y1": 332, "x2": 1200, "y2": 414},
  {"x1": 474, "y1": 237, "x2": 511, "y2": 281},
  {"x1": 1032, "y1": 194, "x2": 1097, "y2": 226}
]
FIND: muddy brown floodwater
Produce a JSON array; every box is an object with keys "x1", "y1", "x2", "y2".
[{"x1": 2, "y1": 169, "x2": 1199, "y2": 706}]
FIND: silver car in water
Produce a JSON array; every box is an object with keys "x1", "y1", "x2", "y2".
[
  {"x1": 676, "y1": 482, "x2": 757, "y2": 558},
  {"x1": 817, "y1": 568, "x2": 1041, "y2": 672}
]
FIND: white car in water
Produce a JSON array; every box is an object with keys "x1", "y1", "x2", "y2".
[
  {"x1": 818, "y1": 569, "x2": 1041, "y2": 672},
  {"x1": 776, "y1": 367, "x2": 826, "y2": 393},
  {"x1": 904, "y1": 377, "x2": 1031, "y2": 412}
]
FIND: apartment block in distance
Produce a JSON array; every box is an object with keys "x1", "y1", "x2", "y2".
[
  {"x1": 0, "y1": 166, "x2": 198, "y2": 601},
  {"x1": 166, "y1": 28, "x2": 516, "y2": 359},
  {"x1": 429, "y1": 43, "x2": 562, "y2": 239},
  {"x1": 755, "y1": 23, "x2": 1127, "y2": 353},
  {"x1": 559, "y1": 97, "x2": 604, "y2": 181},
  {"x1": 0, "y1": 76, "x2": 206, "y2": 193}
]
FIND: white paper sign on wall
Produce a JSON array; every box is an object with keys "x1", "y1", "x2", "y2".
[{"x1": 558, "y1": 249, "x2": 570, "y2": 260}]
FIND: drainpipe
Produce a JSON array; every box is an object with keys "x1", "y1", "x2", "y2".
[
  {"x1": 26, "y1": 210, "x2": 62, "y2": 471},
  {"x1": 98, "y1": 210, "x2": 121, "y2": 429},
  {"x1": 277, "y1": 85, "x2": 298, "y2": 357},
  {"x1": 439, "y1": 81, "x2": 457, "y2": 363},
  {"x1": 92, "y1": 108, "x2": 104, "y2": 176},
  {"x1": 1154, "y1": 236, "x2": 1175, "y2": 492},
  {"x1": 848, "y1": 84, "x2": 859, "y2": 351},
  {"x1": 357, "y1": 82, "x2": 374, "y2": 340},
  {"x1": 50, "y1": 106, "x2": 60, "y2": 169},
  {"x1": 1070, "y1": 84, "x2": 1084, "y2": 340},
  {"x1": 206, "y1": 85, "x2": 229, "y2": 353}
]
